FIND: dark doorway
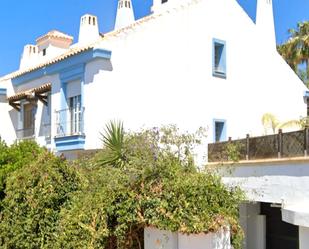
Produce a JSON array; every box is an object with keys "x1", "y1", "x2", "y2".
[{"x1": 261, "y1": 203, "x2": 299, "y2": 249}]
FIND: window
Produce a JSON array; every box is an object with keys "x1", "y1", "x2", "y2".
[
  {"x1": 212, "y1": 39, "x2": 226, "y2": 78},
  {"x1": 213, "y1": 119, "x2": 226, "y2": 142},
  {"x1": 162, "y1": 0, "x2": 168, "y2": 3},
  {"x1": 42, "y1": 48, "x2": 47, "y2": 56},
  {"x1": 69, "y1": 95, "x2": 82, "y2": 135},
  {"x1": 18, "y1": 103, "x2": 36, "y2": 139}
]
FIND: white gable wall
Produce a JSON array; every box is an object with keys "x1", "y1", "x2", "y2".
[{"x1": 82, "y1": 0, "x2": 306, "y2": 151}]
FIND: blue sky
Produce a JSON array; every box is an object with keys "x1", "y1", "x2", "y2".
[{"x1": 0, "y1": 0, "x2": 308, "y2": 77}]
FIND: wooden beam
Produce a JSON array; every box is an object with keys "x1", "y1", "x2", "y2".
[
  {"x1": 9, "y1": 102, "x2": 20, "y2": 111},
  {"x1": 35, "y1": 93, "x2": 48, "y2": 106}
]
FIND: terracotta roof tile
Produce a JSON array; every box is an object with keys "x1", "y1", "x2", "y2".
[{"x1": 1, "y1": 0, "x2": 198, "y2": 81}]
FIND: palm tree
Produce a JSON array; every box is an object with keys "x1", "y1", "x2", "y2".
[
  {"x1": 278, "y1": 21, "x2": 309, "y2": 86},
  {"x1": 261, "y1": 113, "x2": 302, "y2": 134},
  {"x1": 261, "y1": 113, "x2": 279, "y2": 134},
  {"x1": 277, "y1": 42, "x2": 301, "y2": 72},
  {"x1": 99, "y1": 120, "x2": 126, "y2": 168}
]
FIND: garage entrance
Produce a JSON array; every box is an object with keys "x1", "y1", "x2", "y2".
[{"x1": 261, "y1": 203, "x2": 299, "y2": 249}]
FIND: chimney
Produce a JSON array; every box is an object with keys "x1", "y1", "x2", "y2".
[
  {"x1": 151, "y1": 0, "x2": 168, "y2": 13},
  {"x1": 78, "y1": 14, "x2": 100, "y2": 44},
  {"x1": 114, "y1": 0, "x2": 135, "y2": 30},
  {"x1": 20, "y1": 44, "x2": 39, "y2": 69},
  {"x1": 256, "y1": 0, "x2": 276, "y2": 49}
]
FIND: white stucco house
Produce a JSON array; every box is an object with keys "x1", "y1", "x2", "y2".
[
  {"x1": 0, "y1": 0, "x2": 307, "y2": 154},
  {"x1": 0, "y1": 0, "x2": 308, "y2": 247}
]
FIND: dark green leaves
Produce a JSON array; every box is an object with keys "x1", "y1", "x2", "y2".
[{"x1": 0, "y1": 124, "x2": 244, "y2": 249}]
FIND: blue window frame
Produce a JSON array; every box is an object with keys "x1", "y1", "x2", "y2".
[
  {"x1": 213, "y1": 119, "x2": 227, "y2": 142},
  {"x1": 212, "y1": 38, "x2": 226, "y2": 78}
]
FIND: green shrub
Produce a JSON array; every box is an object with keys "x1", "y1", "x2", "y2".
[
  {"x1": 0, "y1": 124, "x2": 244, "y2": 249},
  {"x1": 56, "y1": 124, "x2": 244, "y2": 249},
  {"x1": 0, "y1": 152, "x2": 81, "y2": 249},
  {"x1": 0, "y1": 139, "x2": 44, "y2": 201}
]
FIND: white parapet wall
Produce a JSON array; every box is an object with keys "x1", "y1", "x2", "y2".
[
  {"x1": 216, "y1": 158, "x2": 309, "y2": 205},
  {"x1": 144, "y1": 227, "x2": 231, "y2": 249},
  {"x1": 144, "y1": 227, "x2": 178, "y2": 249}
]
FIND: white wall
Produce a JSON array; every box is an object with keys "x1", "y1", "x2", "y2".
[
  {"x1": 239, "y1": 203, "x2": 266, "y2": 249},
  {"x1": 300, "y1": 226, "x2": 309, "y2": 249},
  {"x1": 83, "y1": 0, "x2": 306, "y2": 151},
  {"x1": 178, "y1": 229, "x2": 230, "y2": 249},
  {"x1": 218, "y1": 159, "x2": 309, "y2": 204},
  {"x1": 144, "y1": 227, "x2": 178, "y2": 249},
  {"x1": 0, "y1": 74, "x2": 60, "y2": 149},
  {"x1": 144, "y1": 227, "x2": 231, "y2": 249},
  {"x1": 0, "y1": 99, "x2": 15, "y2": 145}
]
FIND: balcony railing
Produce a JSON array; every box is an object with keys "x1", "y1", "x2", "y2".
[
  {"x1": 16, "y1": 127, "x2": 35, "y2": 140},
  {"x1": 208, "y1": 129, "x2": 309, "y2": 162},
  {"x1": 55, "y1": 107, "x2": 85, "y2": 137}
]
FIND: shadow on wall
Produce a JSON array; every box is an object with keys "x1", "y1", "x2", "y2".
[
  {"x1": 9, "y1": 108, "x2": 19, "y2": 137},
  {"x1": 38, "y1": 104, "x2": 51, "y2": 139},
  {"x1": 84, "y1": 59, "x2": 113, "y2": 85}
]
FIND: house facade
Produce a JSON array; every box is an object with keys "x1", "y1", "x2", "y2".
[
  {"x1": 207, "y1": 126, "x2": 309, "y2": 248},
  {"x1": 0, "y1": 0, "x2": 307, "y2": 158}
]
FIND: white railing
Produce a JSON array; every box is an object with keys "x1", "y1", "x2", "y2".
[
  {"x1": 55, "y1": 107, "x2": 85, "y2": 137},
  {"x1": 16, "y1": 127, "x2": 35, "y2": 140}
]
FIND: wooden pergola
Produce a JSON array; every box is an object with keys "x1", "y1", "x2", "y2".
[{"x1": 7, "y1": 83, "x2": 51, "y2": 111}]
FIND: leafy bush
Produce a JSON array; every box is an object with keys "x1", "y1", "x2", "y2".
[
  {"x1": 0, "y1": 139, "x2": 44, "y2": 202},
  {"x1": 0, "y1": 124, "x2": 244, "y2": 249},
  {"x1": 0, "y1": 152, "x2": 81, "y2": 248},
  {"x1": 55, "y1": 123, "x2": 244, "y2": 249}
]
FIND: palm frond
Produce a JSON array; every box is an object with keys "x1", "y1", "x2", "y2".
[
  {"x1": 99, "y1": 120, "x2": 125, "y2": 168},
  {"x1": 277, "y1": 120, "x2": 301, "y2": 130},
  {"x1": 261, "y1": 113, "x2": 279, "y2": 134}
]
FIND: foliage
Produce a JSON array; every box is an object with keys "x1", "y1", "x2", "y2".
[
  {"x1": 0, "y1": 123, "x2": 244, "y2": 249},
  {"x1": 99, "y1": 120, "x2": 126, "y2": 168},
  {"x1": 277, "y1": 21, "x2": 309, "y2": 86},
  {"x1": 0, "y1": 152, "x2": 81, "y2": 249},
  {"x1": 0, "y1": 139, "x2": 44, "y2": 202},
  {"x1": 261, "y1": 113, "x2": 279, "y2": 134},
  {"x1": 55, "y1": 123, "x2": 243, "y2": 249},
  {"x1": 261, "y1": 113, "x2": 303, "y2": 134},
  {"x1": 226, "y1": 142, "x2": 243, "y2": 162}
]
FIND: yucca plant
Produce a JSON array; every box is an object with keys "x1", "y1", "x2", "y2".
[{"x1": 99, "y1": 120, "x2": 126, "y2": 168}]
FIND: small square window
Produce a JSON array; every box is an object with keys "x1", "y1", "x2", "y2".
[{"x1": 212, "y1": 39, "x2": 226, "y2": 78}]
